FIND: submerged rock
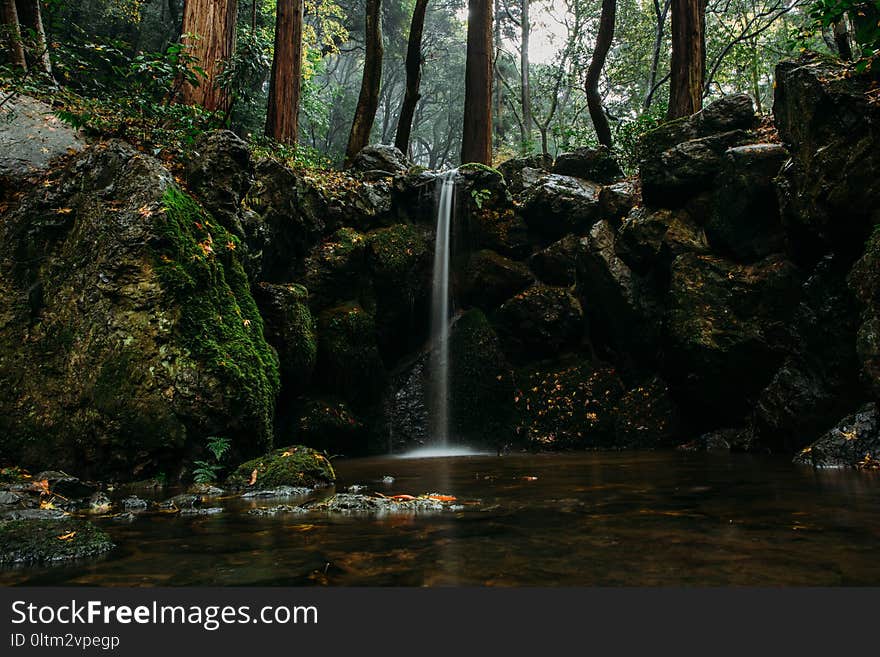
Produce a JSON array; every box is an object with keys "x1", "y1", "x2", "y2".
[
  {"x1": 0, "y1": 519, "x2": 114, "y2": 563},
  {"x1": 227, "y1": 445, "x2": 335, "y2": 489},
  {"x1": 240, "y1": 486, "x2": 312, "y2": 499},
  {"x1": 794, "y1": 403, "x2": 880, "y2": 468}
]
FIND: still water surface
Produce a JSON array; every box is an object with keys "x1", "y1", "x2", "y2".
[{"x1": 3, "y1": 452, "x2": 880, "y2": 586}]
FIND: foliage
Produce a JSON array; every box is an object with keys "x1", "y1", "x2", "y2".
[
  {"x1": 192, "y1": 436, "x2": 232, "y2": 484},
  {"x1": 806, "y1": 0, "x2": 880, "y2": 66}
]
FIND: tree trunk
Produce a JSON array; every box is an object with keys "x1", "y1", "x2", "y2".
[
  {"x1": 265, "y1": 0, "x2": 304, "y2": 146},
  {"x1": 345, "y1": 0, "x2": 383, "y2": 166},
  {"x1": 15, "y1": 0, "x2": 51, "y2": 77},
  {"x1": 833, "y1": 19, "x2": 853, "y2": 61},
  {"x1": 180, "y1": 0, "x2": 237, "y2": 112},
  {"x1": 644, "y1": 0, "x2": 670, "y2": 111},
  {"x1": 1, "y1": 0, "x2": 26, "y2": 70},
  {"x1": 493, "y1": 0, "x2": 504, "y2": 143},
  {"x1": 520, "y1": 0, "x2": 531, "y2": 153},
  {"x1": 667, "y1": 0, "x2": 705, "y2": 119},
  {"x1": 461, "y1": 0, "x2": 493, "y2": 165},
  {"x1": 394, "y1": 0, "x2": 428, "y2": 155},
  {"x1": 585, "y1": 0, "x2": 615, "y2": 148}
]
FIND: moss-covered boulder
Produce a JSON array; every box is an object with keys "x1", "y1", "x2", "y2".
[
  {"x1": 226, "y1": 445, "x2": 336, "y2": 489},
  {"x1": 366, "y1": 224, "x2": 432, "y2": 359},
  {"x1": 0, "y1": 143, "x2": 279, "y2": 479},
  {"x1": 253, "y1": 282, "x2": 316, "y2": 390},
  {"x1": 794, "y1": 403, "x2": 880, "y2": 469},
  {"x1": 848, "y1": 226, "x2": 880, "y2": 395},
  {"x1": 450, "y1": 310, "x2": 516, "y2": 442},
  {"x1": 521, "y1": 174, "x2": 602, "y2": 242},
  {"x1": 0, "y1": 518, "x2": 114, "y2": 564},
  {"x1": 616, "y1": 207, "x2": 709, "y2": 274},
  {"x1": 468, "y1": 206, "x2": 532, "y2": 259},
  {"x1": 463, "y1": 250, "x2": 534, "y2": 311},
  {"x1": 315, "y1": 303, "x2": 386, "y2": 403},
  {"x1": 494, "y1": 285, "x2": 584, "y2": 362},
  {"x1": 515, "y1": 360, "x2": 625, "y2": 449},
  {"x1": 300, "y1": 227, "x2": 369, "y2": 311}
]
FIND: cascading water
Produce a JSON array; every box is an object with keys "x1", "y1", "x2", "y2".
[{"x1": 427, "y1": 169, "x2": 456, "y2": 446}]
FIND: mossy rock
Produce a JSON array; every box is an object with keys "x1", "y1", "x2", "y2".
[
  {"x1": 253, "y1": 282, "x2": 317, "y2": 389},
  {"x1": 300, "y1": 227, "x2": 369, "y2": 311},
  {"x1": 613, "y1": 378, "x2": 680, "y2": 448},
  {"x1": 450, "y1": 310, "x2": 516, "y2": 443},
  {"x1": 463, "y1": 250, "x2": 534, "y2": 311},
  {"x1": 0, "y1": 519, "x2": 114, "y2": 564},
  {"x1": 226, "y1": 445, "x2": 336, "y2": 489},
  {"x1": 515, "y1": 360, "x2": 625, "y2": 449},
  {"x1": 315, "y1": 302, "x2": 386, "y2": 403}
]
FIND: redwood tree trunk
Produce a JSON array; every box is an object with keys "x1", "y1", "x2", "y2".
[
  {"x1": 585, "y1": 0, "x2": 615, "y2": 148},
  {"x1": 345, "y1": 0, "x2": 383, "y2": 166},
  {"x1": 461, "y1": 0, "x2": 493, "y2": 165},
  {"x1": 394, "y1": 0, "x2": 429, "y2": 155},
  {"x1": 15, "y1": 0, "x2": 52, "y2": 77},
  {"x1": 667, "y1": 0, "x2": 705, "y2": 119},
  {"x1": 180, "y1": 0, "x2": 237, "y2": 112},
  {"x1": 520, "y1": 0, "x2": 531, "y2": 152},
  {"x1": 1, "y1": 0, "x2": 26, "y2": 70},
  {"x1": 266, "y1": 0, "x2": 304, "y2": 145}
]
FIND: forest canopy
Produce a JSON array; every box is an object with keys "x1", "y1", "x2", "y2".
[{"x1": 2, "y1": 0, "x2": 878, "y2": 169}]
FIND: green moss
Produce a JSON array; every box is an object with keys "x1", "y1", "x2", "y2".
[
  {"x1": 450, "y1": 310, "x2": 516, "y2": 441},
  {"x1": 0, "y1": 519, "x2": 114, "y2": 564},
  {"x1": 316, "y1": 302, "x2": 385, "y2": 402},
  {"x1": 295, "y1": 398, "x2": 364, "y2": 452},
  {"x1": 155, "y1": 187, "x2": 280, "y2": 450},
  {"x1": 226, "y1": 445, "x2": 336, "y2": 488},
  {"x1": 459, "y1": 162, "x2": 502, "y2": 176},
  {"x1": 366, "y1": 224, "x2": 428, "y2": 282},
  {"x1": 281, "y1": 284, "x2": 317, "y2": 382}
]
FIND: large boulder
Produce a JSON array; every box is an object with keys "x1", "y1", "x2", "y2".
[
  {"x1": 774, "y1": 53, "x2": 880, "y2": 264},
  {"x1": 0, "y1": 143, "x2": 280, "y2": 478},
  {"x1": 520, "y1": 174, "x2": 602, "y2": 242},
  {"x1": 848, "y1": 227, "x2": 880, "y2": 395},
  {"x1": 793, "y1": 403, "x2": 880, "y2": 469},
  {"x1": 227, "y1": 445, "x2": 336, "y2": 489},
  {"x1": 463, "y1": 249, "x2": 534, "y2": 311},
  {"x1": 613, "y1": 377, "x2": 680, "y2": 449},
  {"x1": 468, "y1": 206, "x2": 531, "y2": 259},
  {"x1": 366, "y1": 223, "x2": 432, "y2": 359},
  {"x1": 706, "y1": 143, "x2": 788, "y2": 261},
  {"x1": 498, "y1": 154, "x2": 552, "y2": 195},
  {"x1": 493, "y1": 285, "x2": 584, "y2": 362},
  {"x1": 299, "y1": 227, "x2": 368, "y2": 311},
  {"x1": 577, "y1": 220, "x2": 663, "y2": 359},
  {"x1": 754, "y1": 256, "x2": 865, "y2": 453},
  {"x1": 349, "y1": 144, "x2": 412, "y2": 175},
  {"x1": 553, "y1": 146, "x2": 624, "y2": 184},
  {"x1": 185, "y1": 130, "x2": 252, "y2": 236},
  {"x1": 663, "y1": 252, "x2": 802, "y2": 424},
  {"x1": 599, "y1": 180, "x2": 638, "y2": 224},
  {"x1": 253, "y1": 282, "x2": 317, "y2": 391},
  {"x1": 528, "y1": 235, "x2": 580, "y2": 287},
  {"x1": 616, "y1": 207, "x2": 709, "y2": 274}
]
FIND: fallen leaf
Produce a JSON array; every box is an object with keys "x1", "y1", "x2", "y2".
[
  {"x1": 248, "y1": 469, "x2": 258, "y2": 486},
  {"x1": 427, "y1": 495, "x2": 456, "y2": 502},
  {"x1": 56, "y1": 531, "x2": 77, "y2": 541}
]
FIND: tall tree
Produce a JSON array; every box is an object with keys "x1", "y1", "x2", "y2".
[
  {"x1": 394, "y1": 0, "x2": 429, "y2": 155},
  {"x1": 644, "y1": 0, "x2": 671, "y2": 111},
  {"x1": 461, "y1": 0, "x2": 493, "y2": 165},
  {"x1": 345, "y1": 0, "x2": 383, "y2": 165},
  {"x1": 0, "y1": 0, "x2": 26, "y2": 70},
  {"x1": 668, "y1": 0, "x2": 705, "y2": 119},
  {"x1": 520, "y1": 0, "x2": 531, "y2": 152},
  {"x1": 266, "y1": 0, "x2": 304, "y2": 145},
  {"x1": 585, "y1": 0, "x2": 615, "y2": 148},
  {"x1": 15, "y1": 0, "x2": 51, "y2": 76},
  {"x1": 180, "y1": 0, "x2": 238, "y2": 112}
]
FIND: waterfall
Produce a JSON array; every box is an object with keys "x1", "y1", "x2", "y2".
[{"x1": 428, "y1": 170, "x2": 456, "y2": 446}]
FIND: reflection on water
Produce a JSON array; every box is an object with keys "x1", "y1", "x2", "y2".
[{"x1": 3, "y1": 452, "x2": 880, "y2": 586}]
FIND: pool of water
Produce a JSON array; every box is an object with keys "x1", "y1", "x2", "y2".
[{"x1": 3, "y1": 451, "x2": 880, "y2": 586}]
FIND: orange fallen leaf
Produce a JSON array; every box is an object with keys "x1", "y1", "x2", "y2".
[
  {"x1": 56, "y1": 207, "x2": 73, "y2": 215},
  {"x1": 56, "y1": 531, "x2": 76, "y2": 541},
  {"x1": 522, "y1": 476, "x2": 538, "y2": 482},
  {"x1": 427, "y1": 495, "x2": 456, "y2": 502},
  {"x1": 248, "y1": 469, "x2": 258, "y2": 486},
  {"x1": 389, "y1": 494, "x2": 417, "y2": 501}
]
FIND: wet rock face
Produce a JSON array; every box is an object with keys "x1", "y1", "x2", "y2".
[
  {"x1": 794, "y1": 403, "x2": 880, "y2": 468},
  {"x1": 498, "y1": 154, "x2": 552, "y2": 194},
  {"x1": 599, "y1": 181, "x2": 638, "y2": 225},
  {"x1": 616, "y1": 207, "x2": 709, "y2": 274},
  {"x1": 253, "y1": 282, "x2": 317, "y2": 391},
  {"x1": 848, "y1": 228, "x2": 880, "y2": 395},
  {"x1": 707, "y1": 143, "x2": 788, "y2": 262},
  {"x1": 663, "y1": 253, "x2": 802, "y2": 424},
  {"x1": 349, "y1": 144, "x2": 412, "y2": 175},
  {"x1": 520, "y1": 174, "x2": 602, "y2": 242},
  {"x1": 528, "y1": 235, "x2": 580, "y2": 287},
  {"x1": 774, "y1": 54, "x2": 880, "y2": 264},
  {"x1": 463, "y1": 249, "x2": 534, "y2": 310},
  {"x1": 614, "y1": 378, "x2": 679, "y2": 449},
  {"x1": 553, "y1": 146, "x2": 624, "y2": 184},
  {"x1": 493, "y1": 285, "x2": 585, "y2": 362},
  {"x1": 0, "y1": 143, "x2": 279, "y2": 478}
]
